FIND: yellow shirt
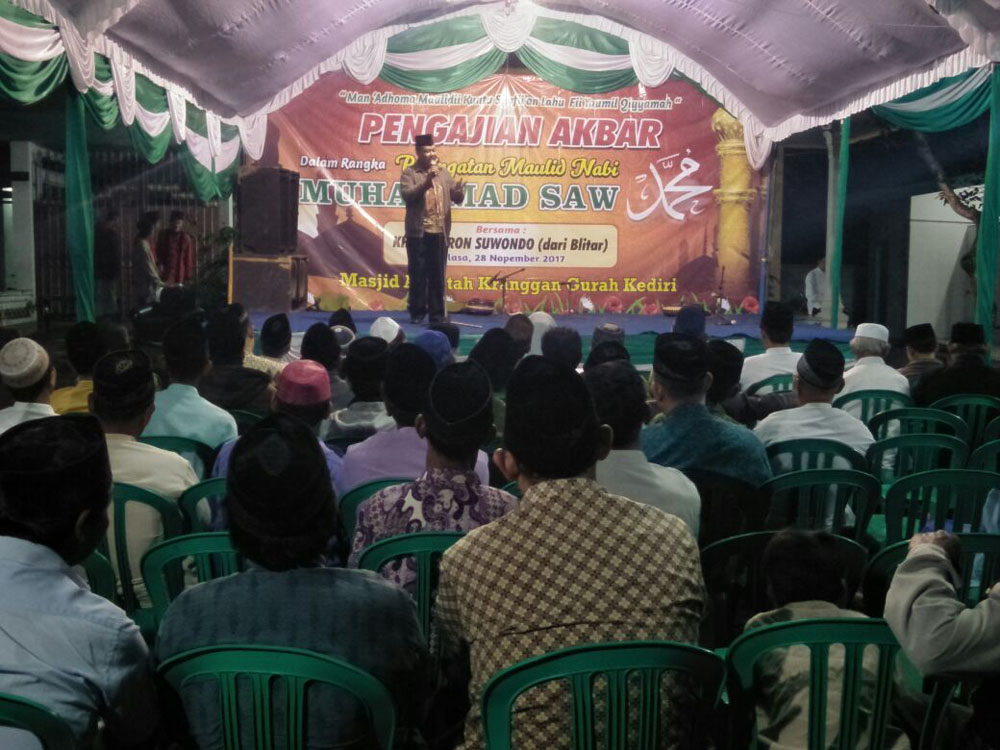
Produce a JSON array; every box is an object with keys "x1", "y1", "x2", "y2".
[{"x1": 51, "y1": 379, "x2": 94, "y2": 414}]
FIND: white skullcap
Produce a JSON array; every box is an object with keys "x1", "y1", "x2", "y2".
[
  {"x1": 854, "y1": 323, "x2": 889, "y2": 342},
  {"x1": 370, "y1": 316, "x2": 401, "y2": 344},
  {"x1": 0, "y1": 338, "x2": 50, "y2": 388}
]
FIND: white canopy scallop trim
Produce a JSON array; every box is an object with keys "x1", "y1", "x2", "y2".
[
  {"x1": 110, "y1": 46, "x2": 136, "y2": 126},
  {"x1": 481, "y1": 2, "x2": 537, "y2": 53},
  {"x1": 932, "y1": 0, "x2": 1000, "y2": 61}
]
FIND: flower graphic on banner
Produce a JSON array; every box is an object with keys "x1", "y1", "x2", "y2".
[
  {"x1": 642, "y1": 301, "x2": 661, "y2": 315},
  {"x1": 504, "y1": 298, "x2": 522, "y2": 314},
  {"x1": 579, "y1": 296, "x2": 595, "y2": 313},
  {"x1": 626, "y1": 150, "x2": 713, "y2": 222},
  {"x1": 740, "y1": 296, "x2": 760, "y2": 314},
  {"x1": 603, "y1": 296, "x2": 624, "y2": 314}
]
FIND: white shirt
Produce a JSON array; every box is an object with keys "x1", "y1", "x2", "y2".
[
  {"x1": 840, "y1": 357, "x2": 910, "y2": 419},
  {"x1": 0, "y1": 401, "x2": 55, "y2": 436},
  {"x1": 805, "y1": 266, "x2": 825, "y2": 312},
  {"x1": 754, "y1": 402, "x2": 875, "y2": 455},
  {"x1": 143, "y1": 383, "x2": 238, "y2": 449},
  {"x1": 105, "y1": 433, "x2": 199, "y2": 607},
  {"x1": 739, "y1": 347, "x2": 802, "y2": 391},
  {"x1": 0, "y1": 537, "x2": 157, "y2": 748},
  {"x1": 595, "y1": 449, "x2": 701, "y2": 536}
]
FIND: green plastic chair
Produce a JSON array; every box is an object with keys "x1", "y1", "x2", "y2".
[
  {"x1": 229, "y1": 409, "x2": 265, "y2": 435},
  {"x1": 481, "y1": 641, "x2": 725, "y2": 750},
  {"x1": 700, "y1": 531, "x2": 868, "y2": 649},
  {"x1": 178, "y1": 477, "x2": 226, "y2": 533},
  {"x1": 500, "y1": 479, "x2": 522, "y2": 498},
  {"x1": 684, "y1": 469, "x2": 769, "y2": 548},
  {"x1": 141, "y1": 532, "x2": 245, "y2": 630},
  {"x1": 0, "y1": 693, "x2": 77, "y2": 750},
  {"x1": 833, "y1": 389, "x2": 913, "y2": 423},
  {"x1": 864, "y1": 434, "x2": 968, "y2": 485},
  {"x1": 80, "y1": 550, "x2": 118, "y2": 604},
  {"x1": 759, "y1": 469, "x2": 881, "y2": 540},
  {"x1": 745, "y1": 373, "x2": 794, "y2": 396},
  {"x1": 139, "y1": 435, "x2": 217, "y2": 478},
  {"x1": 108, "y1": 482, "x2": 185, "y2": 616},
  {"x1": 967, "y1": 438, "x2": 1000, "y2": 471},
  {"x1": 867, "y1": 407, "x2": 970, "y2": 443},
  {"x1": 983, "y1": 415, "x2": 1000, "y2": 444},
  {"x1": 339, "y1": 478, "x2": 412, "y2": 539},
  {"x1": 159, "y1": 645, "x2": 396, "y2": 750},
  {"x1": 862, "y1": 533, "x2": 1000, "y2": 616},
  {"x1": 930, "y1": 394, "x2": 1000, "y2": 447},
  {"x1": 883, "y1": 469, "x2": 1000, "y2": 543},
  {"x1": 727, "y1": 618, "x2": 903, "y2": 750},
  {"x1": 356, "y1": 531, "x2": 465, "y2": 635},
  {"x1": 766, "y1": 439, "x2": 868, "y2": 475}
]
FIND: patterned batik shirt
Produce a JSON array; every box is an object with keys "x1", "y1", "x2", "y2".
[
  {"x1": 348, "y1": 469, "x2": 518, "y2": 591},
  {"x1": 434, "y1": 477, "x2": 705, "y2": 750}
]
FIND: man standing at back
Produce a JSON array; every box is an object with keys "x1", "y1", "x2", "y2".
[
  {"x1": 434, "y1": 356, "x2": 704, "y2": 748},
  {"x1": 740, "y1": 301, "x2": 801, "y2": 390},
  {"x1": 401, "y1": 134, "x2": 465, "y2": 325},
  {"x1": 805, "y1": 256, "x2": 825, "y2": 317}
]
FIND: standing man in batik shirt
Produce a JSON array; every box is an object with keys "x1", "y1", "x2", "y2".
[{"x1": 400, "y1": 134, "x2": 465, "y2": 325}]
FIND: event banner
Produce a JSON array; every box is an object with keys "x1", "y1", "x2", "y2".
[{"x1": 261, "y1": 71, "x2": 763, "y2": 314}]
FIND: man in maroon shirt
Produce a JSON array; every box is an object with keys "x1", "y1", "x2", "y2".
[{"x1": 156, "y1": 210, "x2": 195, "y2": 285}]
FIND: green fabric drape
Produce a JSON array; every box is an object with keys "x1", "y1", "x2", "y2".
[
  {"x1": 381, "y1": 49, "x2": 506, "y2": 93},
  {"x1": 179, "y1": 145, "x2": 236, "y2": 201},
  {"x1": 529, "y1": 17, "x2": 630, "y2": 55},
  {"x1": 518, "y1": 45, "x2": 638, "y2": 94},
  {"x1": 386, "y1": 15, "x2": 489, "y2": 53},
  {"x1": 65, "y1": 89, "x2": 96, "y2": 322},
  {"x1": 0, "y1": 53, "x2": 67, "y2": 104},
  {"x1": 831, "y1": 117, "x2": 851, "y2": 330},
  {"x1": 873, "y1": 70, "x2": 990, "y2": 132},
  {"x1": 978, "y1": 66, "x2": 1000, "y2": 347},
  {"x1": 83, "y1": 54, "x2": 119, "y2": 129}
]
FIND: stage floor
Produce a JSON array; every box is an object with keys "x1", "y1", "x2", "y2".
[{"x1": 251, "y1": 310, "x2": 853, "y2": 365}]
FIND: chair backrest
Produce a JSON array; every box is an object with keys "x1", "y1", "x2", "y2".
[
  {"x1": 109, "y1": 482, "x2": 185, "y2": 614},
  {"x1": 683, "y1": 469, "x2": 768, "y2": 548},
  {"x1": 178, "y1": 477, "x2": 226, "y2": 533},
  {"x1": 500, "y1": 479, "x2": 522, "y2": 498},
  {"x1": 159, "y1": 645, "x2": 396, "y2": 750},
  {"x1": 759, "y1": 469, "x2": 881, "y2": 540},
  {"x1": 339, "y1": 478, "x2": 412, "y2": 539},
  {"x1": 766, "y1": 439, "x2": 868, "y2": 475},
  {"x1": 700, "y1": 532, "x2": 868, "y2": 649},
  {"x1": 930, "y1": 394, "x2": 1000, "y2": 447},
  {"x1": 141, "y1": 532, "x2": 246, "y2": 630},
  {"x1": 727, "y1": 618, "x2": 903, "y2": 750},
  {"x1": 746, "y1": 373, "x2": 794, "y2": 396},
  {"x1": 864, "y1": 434, "x2": 968, "y2": 484},
  {"x1": 0, "y1": 693, "x2": 77, "y2": 750},
  {"x1": 481, "y1": 641, "x2": 725, "y2": 750},
  {"x1": 862, "y1": 532, "x2": 1000, "y2": 616},
  {"x1": 883, "y1": 469, "x2": 1000, "y2": 544},
  {"x1": 867, "y1": 407, "x2": 970, "y2": 443},
  {"x1": 139, "y1": 435, "x2": 216, "y2": 479},
  {"x1": 832, "y1": 389, "x2": 913, "y2": 423},
  {"x1": 967, "y1": 438, "x2": 1000, "y2": 471},
  {"x1": 356, "y1": 531, "x2": 465, "y2": 636},
  {"x1": 229, "y1": 409, "x2": 265, "y2": 435},
  {"x1": 80, "y1": 550, "x2": 118, "y2": 604},
  {"x1": 984, "y1": 415, "x2": 1000, "y2": 444}
]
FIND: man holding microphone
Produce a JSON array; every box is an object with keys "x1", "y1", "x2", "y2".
[{"x1": 400, "y1": 134, "x2": 466, "y2": 325}]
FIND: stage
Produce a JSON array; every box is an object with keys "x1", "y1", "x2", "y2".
[{"x1": 250, "y1": 310, "x2": 854, "y2": 366}]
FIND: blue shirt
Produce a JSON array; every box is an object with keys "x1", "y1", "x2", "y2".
[
  {"x1": 0, "y1": 537, "x2": 157, "y2": 748},
  {"x1": 143, "y1": 383, "x2": 238, "y2": 448},
  {"x1": 641, "y1": 402, "x2": 772, "y2": 486}
]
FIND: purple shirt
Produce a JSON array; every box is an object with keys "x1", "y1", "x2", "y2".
[{"x1": 339, "y1": 426, "x2": 490, "y2": 496}]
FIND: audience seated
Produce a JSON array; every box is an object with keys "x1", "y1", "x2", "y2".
[
  {"x1": 641, "y1": 333, "x2": 771, "y2": 486},
  {"x1": 503, "y1": 313, "x2": 533, "y2": 360},
  {"x1": 300, "y1": 321, "x2": 353, "y2": 409},
  {"x1": 328, "y1": 307, "x2": 357, "y2": 333},
  {"x1": 0, "y1": 327, "x2": 19, "y2": 411},
  {"x1": 467, "y1": 328, "x2": 518, "y2": 438},
  {"x1": 328, "y1": 336, "x2": 394, "y2": 440},
  {"x1": 739, "y1": 301, "x2": 801, "y2": 390},
  {"x1": 897, "y1": 323, "x2": 944, "y2": 390},
  {"x1": 586, "y1": 360, "x2": 700, "y2": 535},
  {"x1": 673, "y1": 304, "x2": 707, "y2": 340},
  {"x1": 0, "y1": 338, "x2": 56, "y2": 435},
  {"x1": 371, "y1": 316, "x2": 405, "y2": 349},
  {"x1": 331, "y1": 323, "x2": 356, "y2": 348},
  {"x1": 435, "y1": 355, "x2": 704, "y2": 748},
  {"x1": 90, "y1": 350, "x2": 199, "y2": 605},
  {"x1": 583, "y1": 339, "x2": 630, "y2": 371},
  {"x1": 199, "y1": 304, "x2": 272, "y2": 412},
  {"x1": 527, "y1": 311, "x2": 556, "y2": 355},
  {"x1": 0, "y1": 416, "x2": 158, "y2": 748},
  {"x1": 541, "y1": 326, "x2": 582, "y2": 370},
  {"x1": 840, "y1": 323, "x2": 909, "y2": 417},
  {"x1": 142, "y1": 317, "x2": 238, "y2": 448},
  {"x1": 247, "y1": 313, "x2": 293, "y2": 376},
  {"x1": 414, "y1": 329, "x2": 454, "y2": 370},
  {"x1": 430, "y1": 320, "x2": 461, "y2": 359},
  {"x1": 156, "y1": 414, "x2": 430, "y2": 748},
  {"x1": 885, "y1": 530, "x2": 999, "y2": 746},
  {"x1": 706, "y1": 338, "x2": 745, "y2": 421},
  {"x1": 340, "y1": 344, "x2": 490, "y2": 495},
  {"x1": 591, "y1": 322, "x2": 625, "y2": 350},
  {"x1": 913, "y1": 322, "x2": 1000, "y2": 405},
  {"x1": 52, "y1": 322, "x2": 99, "y2": 414},
  {"x1": 349, "y1": 361, "x2": 518, "y2": 589}
]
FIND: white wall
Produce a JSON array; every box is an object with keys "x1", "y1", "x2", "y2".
[
  {"x1": 907, "y1": 190, "x2": 976, "y2": 336},
  {"x1": 7, "y1": 143, "x2": 36, "y2": 295}
]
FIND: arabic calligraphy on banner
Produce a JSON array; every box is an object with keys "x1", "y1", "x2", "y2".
[{"x1": 262, "y1": 72, "x2": 764, "y2": 314}]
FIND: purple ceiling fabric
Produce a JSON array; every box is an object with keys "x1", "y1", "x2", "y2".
[{"x1": 46, "y1": 0, "x2": 969, "y2": 127}]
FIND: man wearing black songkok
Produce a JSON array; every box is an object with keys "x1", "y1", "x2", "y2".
[
  {"x1": 434, "y1": 356, "x2": 705, "y2": 748},
  {"x1": 913, "y1": 322, "x2": 1000, "y2": 405},
  {"x1": 327, "y1": 335, "x2": 394, "y2": 440},
  {"x1": 156, "y1": 413, "x2": 431, "y2": 749},
  {"x1": 348, "y1": 360, "x2": 517, "y2": 588},
  {"x1": 897, "y1": 323, "x2": 943, "y2": 389},
  {"x1": 0, "y1": 416, "x2": 160, "y2": 747},
  {"x1": 468, "y1": 327, "x2": 519, "y2": 437}
]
